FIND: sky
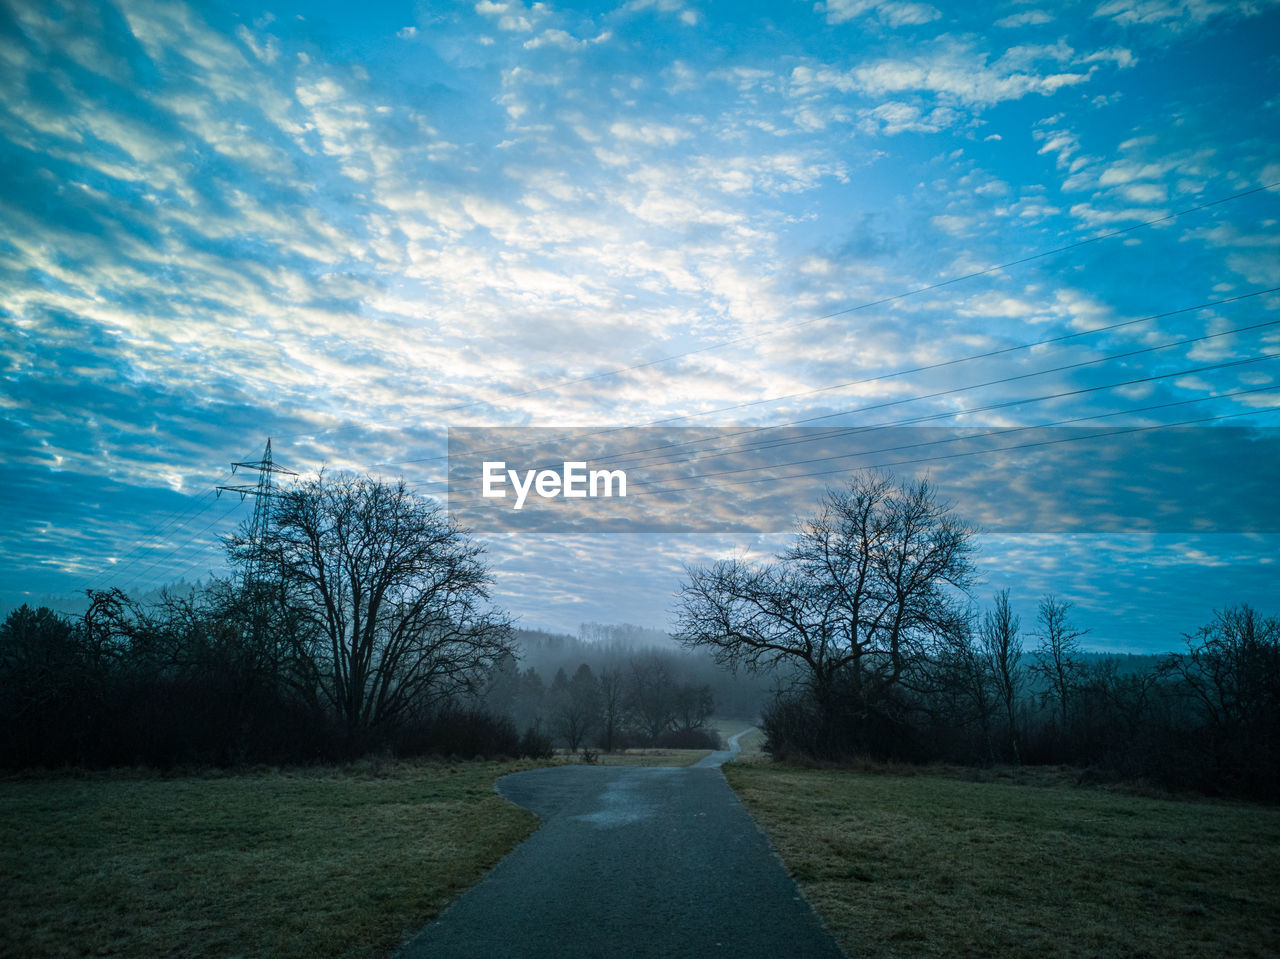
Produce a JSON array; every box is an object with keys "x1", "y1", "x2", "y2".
[{"x1": 1, "y1": 0, "x2": 1278, "y2": 653}]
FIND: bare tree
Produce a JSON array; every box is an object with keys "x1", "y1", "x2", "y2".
[
  {"x1": 598, "y1": 666, "x2": 626, "y2": 752},
  {"x1": 673, "y1": 683, "x2": 715, "y2": 734},
  {"x1": 935, "y1": 624, "x2": 999, "y2": 761},
  {"x1": 1165, "y1": 604, "x2": 1279, "y2": 742},
  {"x1": 979, "y1": 589, "x2": 1023, "y2": 762},
  {"x1": 234, "y1": 472, "x2": 514, "y2": 739},
  {"x1": 675, "y1": 472, "x2": 976, "y2": 754},
  {"x1": 1031, "y1": 595, "x2": 1086, "y2": 730},
  {"x1": 551, "y1": 663, "x2": 601, "y2": 751},
  {"x1": 628, "y1": 654, "x2": 677, "y2": 744}
]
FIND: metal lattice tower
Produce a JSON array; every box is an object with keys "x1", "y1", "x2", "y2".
[{"x1": 216, "y1": 438, "x2": 297, "y2": 586}]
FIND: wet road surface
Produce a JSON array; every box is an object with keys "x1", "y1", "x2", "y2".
[{"x1": 399, "y1": 731, "x2": 846, "y2": 958}]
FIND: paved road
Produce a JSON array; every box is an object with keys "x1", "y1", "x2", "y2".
[{"x1": 399, "y1": 731, "x2": 846, "y2": 958}]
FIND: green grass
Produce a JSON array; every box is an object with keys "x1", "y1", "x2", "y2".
[
  {"x1": 0, "y1": 758, "x2": 546, "y2": 959},
  {"x1": 724, "y1": 762, "x2": 1280, "y2": 958}
]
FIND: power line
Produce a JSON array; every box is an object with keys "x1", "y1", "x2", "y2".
[
  {"x1": 97, "y1": 441, "x2": 293, "y2": 595},
  {"x1": 286, "y1": 180, "x2": 1280, "y2": 442},
  {"x1": 392, "y1": 284, "x2": 1280, "y2": 473},
  {"x1": 627, "y1": 383, "x2": 1279, "y2": 490},
  {"x1": 109, "y1": 501, "x2": 242, "y2": 594},
  {"x1": 610, "y1": 351, "x2": 1280, "y2": 476},
  {"x1": 92, "y1": 489, "x2": 213, "y2": 586},
  {"x1": 590, "y1": 316, "x2": 1280, "y2": 468},
  {"x1": 94, "y1": 490, "x2": 222, "y2": 591},
  {"x1": 215, "y1": 438, "x2": 297, "y2": 588},
  {"x1": 437, "y1": 318, "x2": 1280, "y2": 482},
  {"x1": 626, "y1": 405, "x2": 1278, "y2": 499}
]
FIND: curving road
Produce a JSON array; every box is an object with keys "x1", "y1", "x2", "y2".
[{"x1": 398, "y1": 731, "x2": 845, "y2": 958}]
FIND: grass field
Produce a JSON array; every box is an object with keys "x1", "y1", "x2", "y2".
[
  {"x1": 724, "y1": 762, "x2": 1280, "y2": 958},
  {"x1": 0, "y1": 759, "x2": 545, "y2": 959},
  {"x1": 583, "y1": 748, "x2": 712, "y2": 766}
]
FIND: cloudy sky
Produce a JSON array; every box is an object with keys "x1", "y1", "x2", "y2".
[{"x1": 2, "y1": 0, "x2": 1278, "y2": 651}]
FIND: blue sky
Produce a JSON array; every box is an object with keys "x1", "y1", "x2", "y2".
[{"x1": 2, "y1": 0, "x2": 1278, "y2": 652}]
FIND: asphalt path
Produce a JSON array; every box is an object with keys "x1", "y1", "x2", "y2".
[{"x1": 399, "y1": 731, "x2": 846, "y2": 958}]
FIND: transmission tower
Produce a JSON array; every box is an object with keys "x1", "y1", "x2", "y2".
[{"x1": 216, "y1": 438, "x2": 297, "y2": 586}]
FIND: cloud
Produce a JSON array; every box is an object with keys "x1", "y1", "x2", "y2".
[
  {"x1": 817, "y1": 0, "x2": 943, "y2": 27},
  {"x1": 475, "y1": 0, "x2": 541, "y2": 31},
  {"x1": 859, "y1": 100, "x2": 957, "y2": 135},
  {"x1": 622, "y1": 0, "x2": 702, "y2": 24},
  {"x1": 235, "y1": 24, "x2": 279, "y2": 64},
  {"x1": 995, "y1": 10, "x2": 1054, "y2": 27},
  {"x1": 609, "y1": 121, "x2": 692, "y2": 146},
  {"x1": 789, "y1": 42, "x2": 1096, "y2": 118},
  {"x1": 853, "y1": 48, "x2": 1090, "y2": 106},
  {"x1": 1091, "y1": 0, "x2": 1274, "y2": 29},
  {"x1": 2, "y1": 0, "x2": 1277, "y2": 647},
  {"x1": 523, "y1": 27, "x2": 612, "y2": 50}
]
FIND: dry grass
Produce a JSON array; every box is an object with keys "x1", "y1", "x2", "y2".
[
  {"x1": 561, "y1": 747, "x2": 712, "y2": 766},
  {"x1": 0, "y1": 758, "x2": 546, "y2": 959},
  {"x1": 725, "y1": 762, "x2": 1280, "y2": 958},
  {"x1": 709, "y1": 717, "x2": 767, "y2": 760},
  {"x1": 728, "y1": 727, "x2": 768, "y2": 762}
]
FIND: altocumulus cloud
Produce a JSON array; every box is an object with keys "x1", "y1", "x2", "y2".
[{"x1": 0, "y1": 0, "x2": 1277, "y2": 649}]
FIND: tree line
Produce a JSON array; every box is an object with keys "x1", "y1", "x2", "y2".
[
  {"x1": 0, "y1": 473, "x2": 528, "y2": 768},
  {"x1": 484, "y1": 649, "x2": 721, "y2": 754},
  {"x1": 5, "y1": 467, "x2": 1274, "y2": 797},
  {"x1": 675, "y1": 471, "x2": 1279, "y2": 799},
  {"x1": 0, "y1": 472, "x2": 770, "y2": 770}
]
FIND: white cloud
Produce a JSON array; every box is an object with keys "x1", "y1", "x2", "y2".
[
  {"x1": 855, "y1": 57, "x2": 1087, "y2": 105},
  {"x1": 609, "y1": 121, "x2": 692, "y2": 146},
  {"x1": 1068, "y1": 202, "x2": 1169, "y2": 226},
  {"x1": 811, "y1": 43, "x2": 1095, "y2": 110},
  {"x1": 524, "y1": 28, "x2": 612, "y2": 49},
  {"x1": 995, "y1": 10, "x2": 1053, "y2": 27},
  {"x1": 859, "y1": 100, "x2": 956, "y2": 135},
  {"x1": 878, "y1": 3, "x2": 943, "y2": 26},
  {"x1": 931, "y1": 213, "x2": 974, "y2": 236},
  {"x1": 1082, "y1": 46, "x2": 1136, "y2": 68},
  {"x1": 235, "y1": 24, "x2": 279, "y2": 64},
  {"x1": 817, "y1": 0, "x2": 942, "y2": 27},
  {"x1": 1121, "y1": 182, "x2": 1167, "y2": 204},
  {"x1": 1093, "y1": 0, "x2": 1236, "y2": 28},
  {"x1": 623, "y1": 0, "x2": 702, "y2": 24},
  {"x1": 474, "y1": 0, "x2": 543, "y2": 31}
]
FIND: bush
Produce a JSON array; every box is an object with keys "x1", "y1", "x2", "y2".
[
  {"x1": 392, "y1": 709, "x2": 524, "y2": 759},
  {"x1": 761, "y1": 687, "x2": 923, "y2": 762},
  {"x1": 517, "y1": 724, "x2": 554, "y2": 759}
]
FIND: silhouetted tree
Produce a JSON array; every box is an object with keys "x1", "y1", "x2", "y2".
[
  {"x1": 934, "y1": 623, "x2": 999, "y2": 762},
  {"x1": 672, "y1": 683, "x2": 714, "y2": 734},
  {"x1": 628, "y1": 655, "x2": 678, "y2": 744},
  {"x1": 551, "y1": 663, "x2": 601, "y2": 751},
  {"x1": 515, "y1": 667, "x2": 547, "y2": 732},
  {"x1": 1031, "y1": 595, "x2": 1086, "y2": 732},
  {"x1": 232, "y1": 472, "x2": 514, "y2": 742},
  {"x1": 1164, "y1": 604, "x2": 1280, "y2": 795},
  {"x1": 980, "y1": 589, "x2": 1024, "y2": 762},
  {"x1": 676, "y1": 472, "x2": 976, "y2": 757},
  {"x1": 598, "y1": 666, "x2": 626, "y2": 752}
]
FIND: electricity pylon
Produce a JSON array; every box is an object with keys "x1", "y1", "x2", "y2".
[{"x1": 216, "y1": 438, "x2": 297, "y2": 586}]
